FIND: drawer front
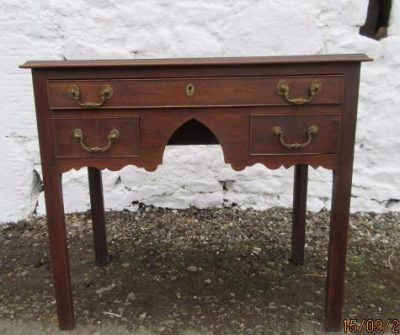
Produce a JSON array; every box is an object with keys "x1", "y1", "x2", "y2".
[
  {"x1": 47, "y1": 75, "x2": 344, "y2": 109},
  {"x1": 53, "y1": 117, "x2": 140, "y2": 158},
  {"x1": 250, "y1": 115, "x2": 339, "y2": 155}
]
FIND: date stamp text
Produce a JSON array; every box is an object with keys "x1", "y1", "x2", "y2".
[{"x1": 343, "y1": 319, "x2": 400, "y2": 333}]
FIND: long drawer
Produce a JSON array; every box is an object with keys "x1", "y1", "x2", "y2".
[{"x1": 47, "y1": 75, "x2": 344, "y2": 109}]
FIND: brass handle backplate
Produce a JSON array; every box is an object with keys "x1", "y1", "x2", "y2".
[
  {"x1": 73, "y1": 128, "x2": 120, "y2": 152},
  {"x1": 277, "y1": 79, "x2": 322, "y2": 105},
  {"x1": 272, "y1": 125, "x2": 318, "y2": 149},
  {"x1": 68, "y1": 84, "x2": 113, "y2": 108}
]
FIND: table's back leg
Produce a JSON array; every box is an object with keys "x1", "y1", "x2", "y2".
[
  {"x1": 290, "y1": 164, "x2": 308, "y2": 265},
  {"x1": 42, "y1": 168, "x2": 75, "y2": 330},
  {"x1": 325, "y1": 168, "x2": 352, "y2": 331},
  {"x1": 88, "y1": 167, "x2": 109, "y2": 266}
]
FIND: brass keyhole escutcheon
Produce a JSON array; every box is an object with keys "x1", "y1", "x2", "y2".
[{"x1": 186, "y1": 83, "x2": 195, "y2": 97}]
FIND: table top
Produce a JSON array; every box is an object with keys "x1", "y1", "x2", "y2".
[{"x1": 20, "y1": 54, "x2": 372, "y2": 69}]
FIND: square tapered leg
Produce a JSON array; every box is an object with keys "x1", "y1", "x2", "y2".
[
  {"x1": 88, "y1": 167, "x2": 109, "y2": 266},
  {"x1": 290, "y1": 164, "x2": 308, "y2": 265},
  {"x1": 42, "y1": 169, "x2": 75, "y2": 330},
  {"x1": 325, "y1": 169, "x2": 352, "y2": 331}
]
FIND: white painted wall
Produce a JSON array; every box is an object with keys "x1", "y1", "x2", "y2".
[{"x1": 1, "y1": 0, "x2": 399, "y2": 222}]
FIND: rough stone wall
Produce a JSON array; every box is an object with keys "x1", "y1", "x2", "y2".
[{"x1": 1, "y1": 0, "x2": 399, "y2": 222}]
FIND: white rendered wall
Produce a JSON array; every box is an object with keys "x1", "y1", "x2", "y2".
[{"x1": 1, "y1": 0, "x2": 400, "y2": 222}]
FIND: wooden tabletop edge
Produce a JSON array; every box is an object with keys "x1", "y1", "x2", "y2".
[{"x1": 19, "y1": 54, "x2": 373, "y2": 69}]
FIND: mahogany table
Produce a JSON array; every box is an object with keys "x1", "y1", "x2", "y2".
[{"x1": 21, "y1": 54, "x2": 371, "y2": 331}]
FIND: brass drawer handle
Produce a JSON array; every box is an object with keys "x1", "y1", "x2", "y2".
[
  {"x1": 73, "y1": 128, "x2": 120, "y2": 152},
  {"x1": 272, "y1": 125, "x2": 318, "y2": 149},
  {"x1": 277, "y1": 79, "x2": 322, "y2": 105},
  {"x1": 68, "y1": 84, "x2": 113, "y2": 108}
]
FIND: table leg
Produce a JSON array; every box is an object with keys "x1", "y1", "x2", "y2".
[
  {"x1": 290, "y1": 164, "x2": 308, "y2": 265},
  {"x1": 325, "y1": 168, "x2": 352, "y2": 331},
  {"x1": 88, "y1": 167, "x2": 109, "y2": 266},
  {"x1": 42, "y1": 168, "x2": 75, "y2": 330}
]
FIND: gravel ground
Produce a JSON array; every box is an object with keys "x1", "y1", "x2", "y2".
[{"x1": 0, "y1": 207, "x2": 399, "y2": 335}]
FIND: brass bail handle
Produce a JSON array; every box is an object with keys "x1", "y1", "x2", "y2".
[
  {"x1": 68, "y1": 84, "x2": 113, "y2": 108},
  {"x1": 272, "y1": 125, "x2": 318, "y2": 149},
  {"x1": 277, "y1": 79, "x2": 322, "y2": 105},
  {"x1": 73, "y1": 128, "x2": 120, "y2": 152}
]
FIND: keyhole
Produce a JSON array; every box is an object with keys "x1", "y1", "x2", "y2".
[{"x1": 186, "y1": 84, "x2": 195, "y2": 97}]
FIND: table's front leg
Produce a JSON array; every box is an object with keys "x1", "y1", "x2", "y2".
[
  {"x1": 325, "y1": 167, "x2": 352, "y2": 331},
  {"x1": 42, "y1": 167, "x2": 75, "y2": 330},
  {"x1": 291, "y1": 164, "x2": 308, "y2": 265},
  {"x1": 88, "y1": 167, "x2": 109, "y2": 266}
]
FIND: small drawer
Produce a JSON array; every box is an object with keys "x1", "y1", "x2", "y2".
[
  {"x1": 47, "y1": 75, "x2": 344, "y2": 109},
  {"x1": 52, "y1": 117, "x2": 140, "y2": 158},
  {"x1": 250, "y1": 114, "x2": 339, "y2": 155}
]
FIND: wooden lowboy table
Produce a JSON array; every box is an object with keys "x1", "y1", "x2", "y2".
[{"x1": 21, "y1": 54, "x2": 371, "y2": 331}]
